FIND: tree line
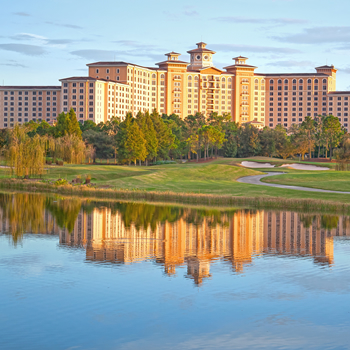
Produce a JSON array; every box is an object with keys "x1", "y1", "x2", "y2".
[{"x1": 1, "y1": 108, "x2": 349, "y2": 177}]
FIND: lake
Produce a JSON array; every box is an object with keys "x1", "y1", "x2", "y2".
[{"x1": 0, "y1": 192, "x2": 350, "y2": 350}]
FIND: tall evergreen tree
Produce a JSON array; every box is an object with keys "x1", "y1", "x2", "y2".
[
  {"x1": 116, "y1": 113, "x2": 133, "y2": 163},
  {"x1": 125, "y1": 120, "x2": 147, "y2": 165},
  {"x1": 55, "y1": 108, "x2": 82, "y2": 139},
  {"x1": 150, "y1": 109, "x2": 174, "y2": 160}
]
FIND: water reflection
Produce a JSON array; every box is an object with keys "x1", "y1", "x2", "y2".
[{"x1": 0, "y1": 193, "x2": 349, "y2": 286}]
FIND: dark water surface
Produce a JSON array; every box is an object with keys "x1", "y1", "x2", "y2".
[{"x1": 0, "y1": 193, "x2": 350, "y2": 350}]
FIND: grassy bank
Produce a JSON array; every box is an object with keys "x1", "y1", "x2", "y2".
[{"x1": 1, "y1": 157, "x2": 350, "y2": 208}]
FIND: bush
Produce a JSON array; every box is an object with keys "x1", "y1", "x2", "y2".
[
  {"x1": 54, "y1": 178, "x2": 68, "y2": 186},
  {"x1": 153, "y1": 160, "x2": 176, "y2": 165},
  {"x1": 85, "y1": 174, "x2": 91, "y2": 184}
]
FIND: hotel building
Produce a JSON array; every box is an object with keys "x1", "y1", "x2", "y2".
[{"x1": 0, "y1": 42, "x2": 349, "y2": 130}]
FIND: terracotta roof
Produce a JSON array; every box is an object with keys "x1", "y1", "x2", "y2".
[
  {"x1": 187, "y1": 48, "x2": 216, "y2": 54},
  {"x1": 165, "y1": 51, "x2": 181, "y2": 56},
  {"x1": 59, "y1": 76, "x2": 128, "y2": 85},
  {"x1": 255, "y1": 73, "x2": 329, "y2": 77},
  {"x1": 0, "y1": 86, "x2": 61, "y2": 90},
  {"x1": 156, "y1": 60, "x2": 189, "y2": 66},
  {"x1": 224, "y1": 64, "x2": 257, "y2": 69},
  {"x1": 233, "y1": 56, "x2": 248, "y2": 59},
  {"x1": 328, "y1": 91, "x2": 350, "y2": 94},
  {"x1": 86, "y1": 61, "x2": 156, "y2": 70},
  {"x1": 315, "y1": 65, "x2": 336, "y2": 69}
]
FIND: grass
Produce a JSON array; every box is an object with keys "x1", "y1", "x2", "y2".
[
  {"x1": 1, "y1": 157, "x2": 350, "y2": 208},
  {"x1": 262, "y1": 171, "x2": 350, "y2": 192}
]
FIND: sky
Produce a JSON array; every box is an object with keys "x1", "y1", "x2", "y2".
[{"x1": 1, "y1": 0, "x2": 350, "y2": 89}]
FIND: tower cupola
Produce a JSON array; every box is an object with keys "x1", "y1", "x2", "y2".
[{"x1": 187, "y1": 42, "x2": 216, "y2": 70}]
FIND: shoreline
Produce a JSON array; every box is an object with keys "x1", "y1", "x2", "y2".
[{"x1": 1, "y1": 178, "x2": 350, "y2": 215}]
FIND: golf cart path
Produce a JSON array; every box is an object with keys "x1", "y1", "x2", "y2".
[{"x1": 237, "y1": 172, "x2": 350, "y2": 194}]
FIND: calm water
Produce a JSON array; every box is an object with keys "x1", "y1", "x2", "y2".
[{"x1": 0, "y1": 193, "x2": 350, "y2": 350}]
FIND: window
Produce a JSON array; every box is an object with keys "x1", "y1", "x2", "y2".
[{"x1": 96, "y1": 69, "x2": 99, "y2": 73}]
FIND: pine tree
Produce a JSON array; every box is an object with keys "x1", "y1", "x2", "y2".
[
  {"x1": 67, "y1": 108, "x2": 82, "y2": 139},
  {"x1": 54, "y1": 108, "x2": 82, "y2": 139},
  {"x1": 141, "y1": 111, "x2": 158, "y2": 165},
  {"x1": 125, "y1": 121, "x2": 147, "y2": 165},
  {"x1": 150, "y1": 109, "x2": 174, "y2": 160},
  {"x1": 116, "y1": 113, "x2": 133, "y2": 163}
]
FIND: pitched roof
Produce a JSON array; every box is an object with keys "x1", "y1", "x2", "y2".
[
  {"x1": 315, "y1": 65, "x2": 336, "y2": 69},
  {"x1": 328, "y1": 91, "x2": 350, "y2": 94},
  {"x1": 156, "y1": 60, "x2": 189, "y2": 66},
  {"x1": 165, "y1": 51, "x2": 181, "y2": 56},
  {"x1": 86, "y1": 61, "x2": 155, "y2": 70},
  {"x1": 0, "y1": 86, "x2": 61, "y2": 90},
  {"x1": 224, "y1": 64, "x2": 257, "y2": 69},
  {"x1": 59, "y1": 76, "x2": 128, "y2": 84},
  {"x1": 233, "y1": 56, "x2": 248, "y2": 59},
  {"x1": 187, "y1": 48, "x2": 216, "y2": 54},
  {"x1": 255, "y1": 73, "x2": 329, "y2": 77}
]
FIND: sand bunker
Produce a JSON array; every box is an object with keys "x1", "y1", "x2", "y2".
[
  {"x1": 280, "y1": 163, "x2": 329, "y2": 171},
  {"x1": 241, "y1": 161, "x2": 275, "y2": 168}
]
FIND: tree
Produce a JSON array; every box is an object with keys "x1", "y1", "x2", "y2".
[
  {"x1": 55, "y1": 108, "x2": 82, "y2": 139},
  {"x1": 293, "y1": 130, "x2": 309, "y2": 160},
  {"x1": 137, "y1": 111, "x2": 158, "y2": 165},
  {"x1": 236, "y1": 124, "x2": 261, "y2": 157},
  {"x1": 80, "y1": 120, "x2": 97, "y2": 133},
  {"x1": 323, "y1": 115, "x2": 344, "y2": 159},
  {"x1": 151, "y1": 109, "x2": 174, "y2": 160},
  {"x1": 260, "y1": 125, "x2": 287, "y2": 157},
  {"x1": 124, "y1": 120, "x2": 147, "y2": 165},
  {"x1": 82, "y1": 129, "x2": 115, "y2": 161},
  {"x1": 116, "y1": 113, "x2": 133, "y2": 163},
  {"x1": 222, "y1": 120, "x2": 238, "y2": 158},
  {"x1": 5, "y1": 124, "x2": 50, "y2": 178},
  {"x1": 300, "y1": 116, "x2": 316, "y2": 158},
  {"x1": 54, "y1": 134, "x2": 91, "y2": 164},
  {"x1": 314, "y1": 115, "x2": 325, "y2": 158},
  {"x1": 278, "y1": 139, "x2": 295, "y2": 159}
]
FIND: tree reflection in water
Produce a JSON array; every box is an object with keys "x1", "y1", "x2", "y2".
[{"x1": 1, "y1": 192, "x2": 350, "y2": 286}]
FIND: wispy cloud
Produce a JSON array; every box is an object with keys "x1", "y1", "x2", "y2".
[
  {"x1": 0, "y1": 44, "x2": 46, "y2": 56},
  {"x1": 273, "y1": 26, "x2": 350, "y2": 44},
  {"x1": 183, "y1": 6, "x2": 198, "y2": 17},
  {"x1": 9, "y1": 33, "x2": 85, "y2": 46},
  {"x1": 267, "y1": 60, "x2": 315, "y2": 68},
  {"x1": 13, "y1": 12, "x2": 30, "y2": 17},
  {"x1": 211, "y1": 43, "x2": 301, "y2": 54},
  {"x1": 338, "y1": 67, "x2": 350, "y2": 74},
  {"x1": 0, "y1": 61, "x2": 28, "y2": 68},
  {"x1": 45, "y1": 21, "x2": 83, "y2": 29},
  {"x1": 70, "y1": 48, "x2": 163, "y2": 62},
  {"x1": 113, "y1": 40, "x2": 158, "y2": 50},
  {"x1": 212, "y1": 16, "x2": 307, "y2": 25}
]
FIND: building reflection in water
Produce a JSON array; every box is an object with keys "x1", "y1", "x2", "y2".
[
  {"x1": 56, "y1": 207, "x2": 350, "y2": 285},
  {"x1": 0, "y1": 192, "x2": 348, "y2": 286}
]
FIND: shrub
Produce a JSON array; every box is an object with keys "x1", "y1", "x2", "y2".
[
  {"x1": 153, "y1": 160, "x2": 176, "y2": 165},
  {"x1": 85, "y1": 174, "x2": 91, "y2": 184},
  {"x1": 54, "y1": 178, "x2": 68, "y2": 186}
]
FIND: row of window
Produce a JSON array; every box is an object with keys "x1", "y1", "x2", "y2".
[{"x1": 3, "y1": 91, "x2": 57, "y2": 95}]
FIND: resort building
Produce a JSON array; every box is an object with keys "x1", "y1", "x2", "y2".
[{"x1": 0, "y1": 42, "x2": 349, "y2": 130}]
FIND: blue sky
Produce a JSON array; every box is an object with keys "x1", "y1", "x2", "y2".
[{"x1": 1, "y1": 0, "x2": 350, "y2": 89}]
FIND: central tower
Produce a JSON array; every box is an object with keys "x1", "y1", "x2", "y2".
[{"x1": 187, "y1": 42, "x2": 216, "y2": 70}]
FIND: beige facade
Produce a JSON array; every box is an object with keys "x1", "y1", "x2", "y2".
[
  {"x1": 0, "y1": 42, "x2": 349, "y2": 130},
  {"x1": 58, "y1": 207, "x2": 350, "y2": 285},
  {"x1": 0, "y1": 86, "x2": 61, "y2": 128}
]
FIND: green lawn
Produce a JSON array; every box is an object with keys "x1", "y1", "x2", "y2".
[
  {"x1": 262, "y1": 171, "x2": 350, "y2": 192},
  {"x1": 1, "y1": 157, "x2": 350, "y2": 203}
]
